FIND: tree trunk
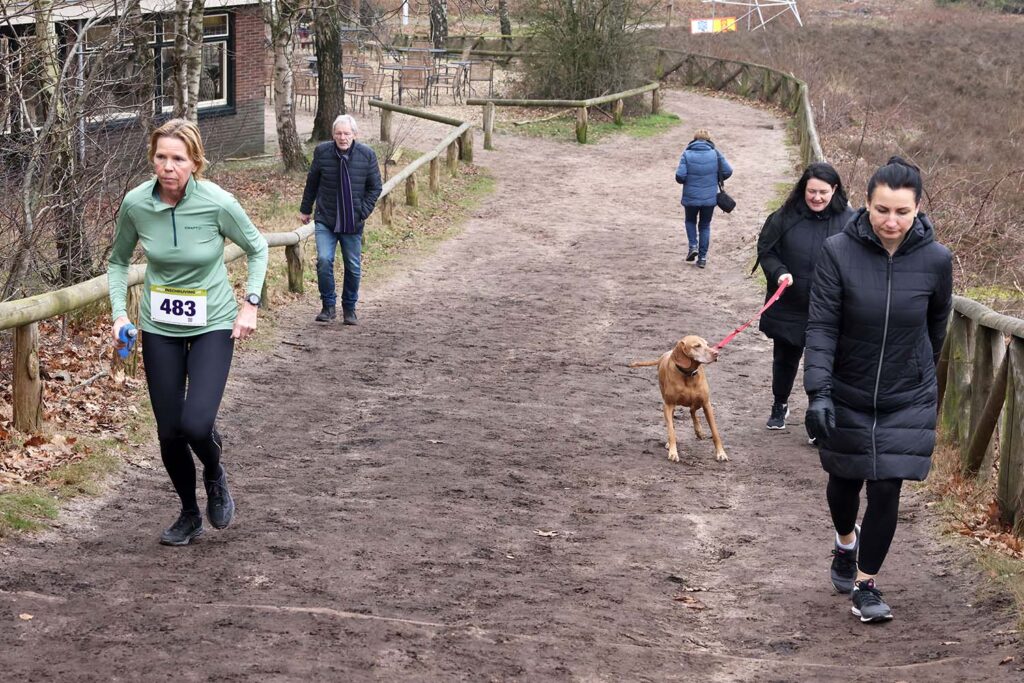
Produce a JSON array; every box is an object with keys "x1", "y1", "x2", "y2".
[
  {"x1": 498, "y1": 0, "x2": 513, "y2": 51},
  {"x1": 264, "y1": 0, "x2": 307, "y2": 172},
  {"x1": 429, "y1": 0, "x2": 448, "y2": 50},
  {"x1": 173, "y1": 0, "x2": 205, "y2": 121},
  {"x1": 312, "y1": 0, "x2": 347, "y2": 141}
]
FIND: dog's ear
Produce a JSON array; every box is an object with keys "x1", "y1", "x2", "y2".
[{"x1": 670, "y1": 339, "x2": 691, "y2": 364}]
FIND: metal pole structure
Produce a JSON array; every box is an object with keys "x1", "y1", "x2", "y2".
[{"x1": 702, "y1": 1, "x2": 802, "y2": 30}]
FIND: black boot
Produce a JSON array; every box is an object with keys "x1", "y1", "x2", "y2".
[
  {"x1": 159, "y1": 509, "x2": 204, "y2": 546},
  {"x1": 342, "y1": 308, "x2": 358, "y2": 325},
  {"x1": 315, "y1": 305, "x2": 336, "y2": 322}
]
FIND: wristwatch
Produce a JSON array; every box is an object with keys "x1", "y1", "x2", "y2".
[{"x1": 245, "y1": 293, "x2": 261, "y2": 307}]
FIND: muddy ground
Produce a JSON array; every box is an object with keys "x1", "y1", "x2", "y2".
[{"x1": 1, "y1": 89, "x2": 1022, "y2": 681}]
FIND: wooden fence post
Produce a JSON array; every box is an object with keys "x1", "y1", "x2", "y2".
[
  {"x1": 964, "y1": 325, "x2": 1000, "y2": 474},
  {"x1": 380, "y1": 194, "x2": 393, "y2": 225},
  {"x1": 483, "y1": 102, "x2": 495, "y2": 150},
  {"x1": 459, "y1": 128, "x2": 474, "y2": 162},
  {"x1": 13, "y1": 323, "x2": 43, "y2": 433},
  {"x1": 429, "y1": 157, "x2": 440, "y2": 193},
  {"x1": 651, "y1": 85, "x2": 661, "y2": 114},
  {"x1": 940, "y1": 314, "x2": 973, "y2": 450},
  {"x1": 575, "y1": 106, "x2": 588, "y2": 144},
  {"x1": 286, "y1": 242, "x2": 304, "y2": 293},
  {"x1": 997, "y1": 339, "x2": 1024, "y2": 533},
  {"x1": 380, "y1": 108, "x2": 392, "y2": 143},
  {"x1": 965, "y1": 341, "x2": 1010, "y2": 476},
  {"x1": 447, "y1": 141, "x2": 459, "y2": 176},
  {"x1": 613, "y1": 99, "x2": 624, "y2": 126},
  {"x1": 405, "y1": 173, "x2": 419, "y2": 207}
]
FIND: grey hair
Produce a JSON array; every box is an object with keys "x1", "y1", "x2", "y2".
[{"x1": 332, "y1": 114, "x2": 359, "y2": 134}]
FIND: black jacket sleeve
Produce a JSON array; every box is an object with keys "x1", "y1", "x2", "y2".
[
  {"x1": 300, "y1": 146, "x2": 323, "y2": 215},
  {"x1": 756, "y1": 210, "x2": 790, "y2": 284},
  {"x1": 927, "y1": 247, "x2": 954, "y2": 366},
  {"x1": 359, "y1": 147, "x2": 383, "y2": 220},
  {"x1": 804, "y1": 238, "x2": 843, "y2": 398}
]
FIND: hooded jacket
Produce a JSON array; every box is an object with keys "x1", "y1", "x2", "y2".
[
  {"x1": 804, "y1": 209, "x2": 953, "y2": 481},
  {"x1": 756, "y1": 203, "x2": 856, "y2": 347},
  {"x1": 674, "y1": 139, "x2": 733, "y2": 207}
]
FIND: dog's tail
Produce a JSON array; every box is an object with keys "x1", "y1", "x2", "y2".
[{"x1": 627, "y1": 359, "x2": 661, "y2": 368}]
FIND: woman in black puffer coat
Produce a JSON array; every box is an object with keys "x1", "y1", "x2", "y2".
[
  {"x1": 755, "y1": 163, "x2": 855, "y2": 432},
  {"x1": 804, "y1": 157, "x2": 953, "y2": 624}
]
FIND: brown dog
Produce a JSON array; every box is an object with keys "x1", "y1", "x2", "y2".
[{"x1": 629, "y1": 335, "x2": 728, "y2": 463}]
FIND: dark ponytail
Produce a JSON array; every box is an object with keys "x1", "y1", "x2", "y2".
[{"x1": 867, "y1": 155, "x2": 923, "y2": 203}]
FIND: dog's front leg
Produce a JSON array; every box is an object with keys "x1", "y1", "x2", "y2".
[
  {"x1": 689, "y1": 406, "x2": 706, "y2": 440},
  {"x1": 663, "y1": 403, "x2": 679, "y2": 462},
  {"x1": 702, "y1": 401, "x2": 729, "y2": 462}
]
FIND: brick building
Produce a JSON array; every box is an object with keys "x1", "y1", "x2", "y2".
[{"x1": 1, "y1": 0, "x2": 266, "y2": 158}]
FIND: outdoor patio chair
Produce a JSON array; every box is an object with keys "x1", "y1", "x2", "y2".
[
  {"x1": 467, "y1": 60, "x2": 494, "y2": 98},
  {"x1": 397, "y1": 67, "x2": 430, "y2": 105},
  {"x1": 295, "y1": 73, "x2": 317, "y2": 111},
  {"x1": 349, "y1": 73, "x2": 386, "y2": 115},
  {"x1": 432, "y1": 62, "x2": 465, "y2": 104}
]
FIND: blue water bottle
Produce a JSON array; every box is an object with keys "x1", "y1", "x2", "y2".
[{"x1": 117, "y1": 323, "x2": 138, "y2": 359}]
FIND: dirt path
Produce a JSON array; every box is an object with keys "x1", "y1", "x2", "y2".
[{"x1": 2, "y1": 89, "x2": 1021, "y2": 681}]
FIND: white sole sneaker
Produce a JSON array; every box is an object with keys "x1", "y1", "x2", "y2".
[{"x1": 766, "y1": 407, "x2": 790, "y2": 430}]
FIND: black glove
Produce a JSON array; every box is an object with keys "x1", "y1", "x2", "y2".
[{"x1": 805, "y1": 393, "x2": 835, "y2": 442}]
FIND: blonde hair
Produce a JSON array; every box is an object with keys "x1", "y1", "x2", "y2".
[
  {"x1": 693, "y1": 128, "x2": 712, "y2": 142},
  {"x1": 148, "y1": 118, "x2": 209, "y2": 178}
]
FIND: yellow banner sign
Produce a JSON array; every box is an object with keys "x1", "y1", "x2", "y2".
[{"x1": 691, "y1": 17, "x2": 738, "y2": 34}]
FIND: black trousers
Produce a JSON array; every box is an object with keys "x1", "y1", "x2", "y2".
[
  {"x1": 142, "y1": 330, "x2": 234, "y2": 513},
  {"x1": 826, "y1": 474, "x2": 903, "y2": 576},
  {"x1": 772, "y1": 338, "x2": 803, "y2": 404}
]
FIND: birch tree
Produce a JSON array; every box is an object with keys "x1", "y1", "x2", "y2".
[
  {"x1": 311, "y1": 0, "x2": 348, "y2": 141},
  {"x1": 262, "y1": 0, "x2": 308, "y2": 171},
  {"x1": 172, "y1": 0, "x2": 206, "y2": 121}
]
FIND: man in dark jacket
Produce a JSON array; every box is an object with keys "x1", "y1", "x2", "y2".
[{"x1": 299, "y1": 114, "x2": 383, "y2": 324}]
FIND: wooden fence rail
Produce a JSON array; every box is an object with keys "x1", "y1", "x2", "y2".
[
  {"x1": 662, "y1": 48, "x2": 1024, "y2": 534},
  {"x1": 1, "y1": 102, "x2": 473, "y2": 434},
  {"x1": 467, "y1": 81, "x2": 661, "y2": 145}
]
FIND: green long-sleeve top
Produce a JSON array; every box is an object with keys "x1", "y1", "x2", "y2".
[{"x1": 108, "y1": 175, "x2": 269, "y2": 337}]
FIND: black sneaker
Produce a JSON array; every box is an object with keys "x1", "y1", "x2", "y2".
[
  {"x1": 766, "y1": 402, "x2": 789, "y2": 430},
  {"x1": 204, "y1": 467, "x2": 235, "y2": 530},
  {"x1": 830, "y1": 524, "x2": 860, "y2": 594},
  {"x1": 686, "y1": 249, "x2": 699, "y2": 262},
  {"x1": 697, "y1": 259, "x2": 707, "y2": 269},
  {"x1": 342, "y1": 308, "x2": 358, "y2": 325},
  {"x1": 159, "y1": 510, "x2": 204, "y2": 546},
  {"x1": 851, "y1": 579, "x2": 893, "y2": 623},
  {"x1": 315, "y1": 305, "x2": 336, "y2": 322}
]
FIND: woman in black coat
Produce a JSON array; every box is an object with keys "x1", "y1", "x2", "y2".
[
  {"x1": 755, "y1": 162, "x2": 855, "y2": 432},
  {"x1": 804, "y1": 157, "x2": 953, "y2": 623}
]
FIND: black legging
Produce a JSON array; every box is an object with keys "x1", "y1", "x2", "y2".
[
  {"x1": 826, "y1": 474, "x2": 903, "y2": 576},
  {"x1": 772, "y1": 339, "x2": 803, "y2": 404},
  {"x1": 142, "y1": 330, "x2": 234, "y2": 514}
]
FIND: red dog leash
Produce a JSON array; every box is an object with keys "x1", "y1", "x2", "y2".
[{"x1": 714, "y1": 280, "x2": 790, "y2": 350}]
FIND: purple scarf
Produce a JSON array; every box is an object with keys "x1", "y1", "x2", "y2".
[{"x1": 334, "y1": 147, "x2": 356, "y2": 234}]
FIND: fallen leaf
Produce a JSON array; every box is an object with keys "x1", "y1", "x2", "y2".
[
  {"x1": 23, "y1": 435, "x2": 48, "y2": 448},
  {"x1": 18, "y1": 613, "x2": 33, "y2": 621},
  {"x1": 1000, "y1": 656, "x2": 1014, "y2": 665},
  {"x1": 533, "y1": 529, "x2": 558, "y2": 537}
]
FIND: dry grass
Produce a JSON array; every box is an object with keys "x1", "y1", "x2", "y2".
[{"x1": 658, "y1": 4, "x2": 1024, "y2": 305}]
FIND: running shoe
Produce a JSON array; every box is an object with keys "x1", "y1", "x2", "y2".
[
  {"x1": 766, "y1": 402, "x2": 789, "y2": 430},
  {"x1": 830, "y1": 524, "x2": 860, "y2": 594},
  {"x1": 851, "y1": 579, "x2": 893, "y2": 623},
  {"x1": 159, "y1": 510, "x2": 204, "y2": 546}
]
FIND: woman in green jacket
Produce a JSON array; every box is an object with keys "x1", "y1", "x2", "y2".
[{"x1": 108, "y1": 119, "x2": 268, "y2": 546}]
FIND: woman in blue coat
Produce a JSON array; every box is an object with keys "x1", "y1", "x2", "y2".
[
  {"x1": 804, "y1": 157, "x2": 953, "y2": 623},
  {"x1": 674, "y1": 129, "x2": 733, "y2": 268},
  {"x1": 755, "y1": 163, "x2": 855, "y2": 432}
]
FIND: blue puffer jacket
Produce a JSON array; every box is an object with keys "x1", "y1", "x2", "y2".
[
  {"x1": 804, "y1": 209, "x2": 953, "y2": 481},
  {"x1": 675, "y1": 139, "x2": 733, "y2": 207}
]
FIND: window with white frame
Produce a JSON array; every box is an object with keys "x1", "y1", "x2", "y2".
[{"x1": 158, "y1": 13, "x2": 232, "y2": 111}]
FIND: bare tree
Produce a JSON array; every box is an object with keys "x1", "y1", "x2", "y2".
[
  {"x1": 172, "y1": 0, "x2": 206, "y2": 121},
  {"x1": 429, "y1": 0, "x2": 448, "y2": 50},
  {"x1": 497, "y1": 0, "x2": 513, "y2": 51},
  {"x1": 311, "y1": 0, "x2": 349, "y2": 141},
  {"x1": 262, "y1": 0, "x2": 308, "y2": 171}
]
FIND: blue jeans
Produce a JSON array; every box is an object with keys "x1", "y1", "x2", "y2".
[
  {"x1": 314, "y1": 222, "x2": 362, "y2": 309},
  {"x1": 684, "y1": 204, "x2": 715, "y2": 260}
]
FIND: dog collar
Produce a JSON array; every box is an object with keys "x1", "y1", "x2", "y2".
[{"x1": 674, "y1": 363, "x2": 700, "y2": 377}]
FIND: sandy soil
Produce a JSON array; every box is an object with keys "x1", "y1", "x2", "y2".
[{"x1": 1, "y1": 89, "x2": 1021, "y2": 681}]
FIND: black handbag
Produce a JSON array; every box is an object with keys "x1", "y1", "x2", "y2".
[{"x1": 716, "y1": 181, "x2": 736, "y2": 213}]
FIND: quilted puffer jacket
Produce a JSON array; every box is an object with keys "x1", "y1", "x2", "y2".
[
  {"x1": 674, "y1": 139, "x2": 733, "y2": 207},
  {"x1": 300, "y1": 140, "x2": 383, "y2": 232},
  {"x1": 804, "y1": 209, "x2": 953, "y2": 481}
]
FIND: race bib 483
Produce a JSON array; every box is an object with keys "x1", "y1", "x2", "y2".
[{"x1": 150, "y1": 285, "x2": 208, "y2": 327}]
